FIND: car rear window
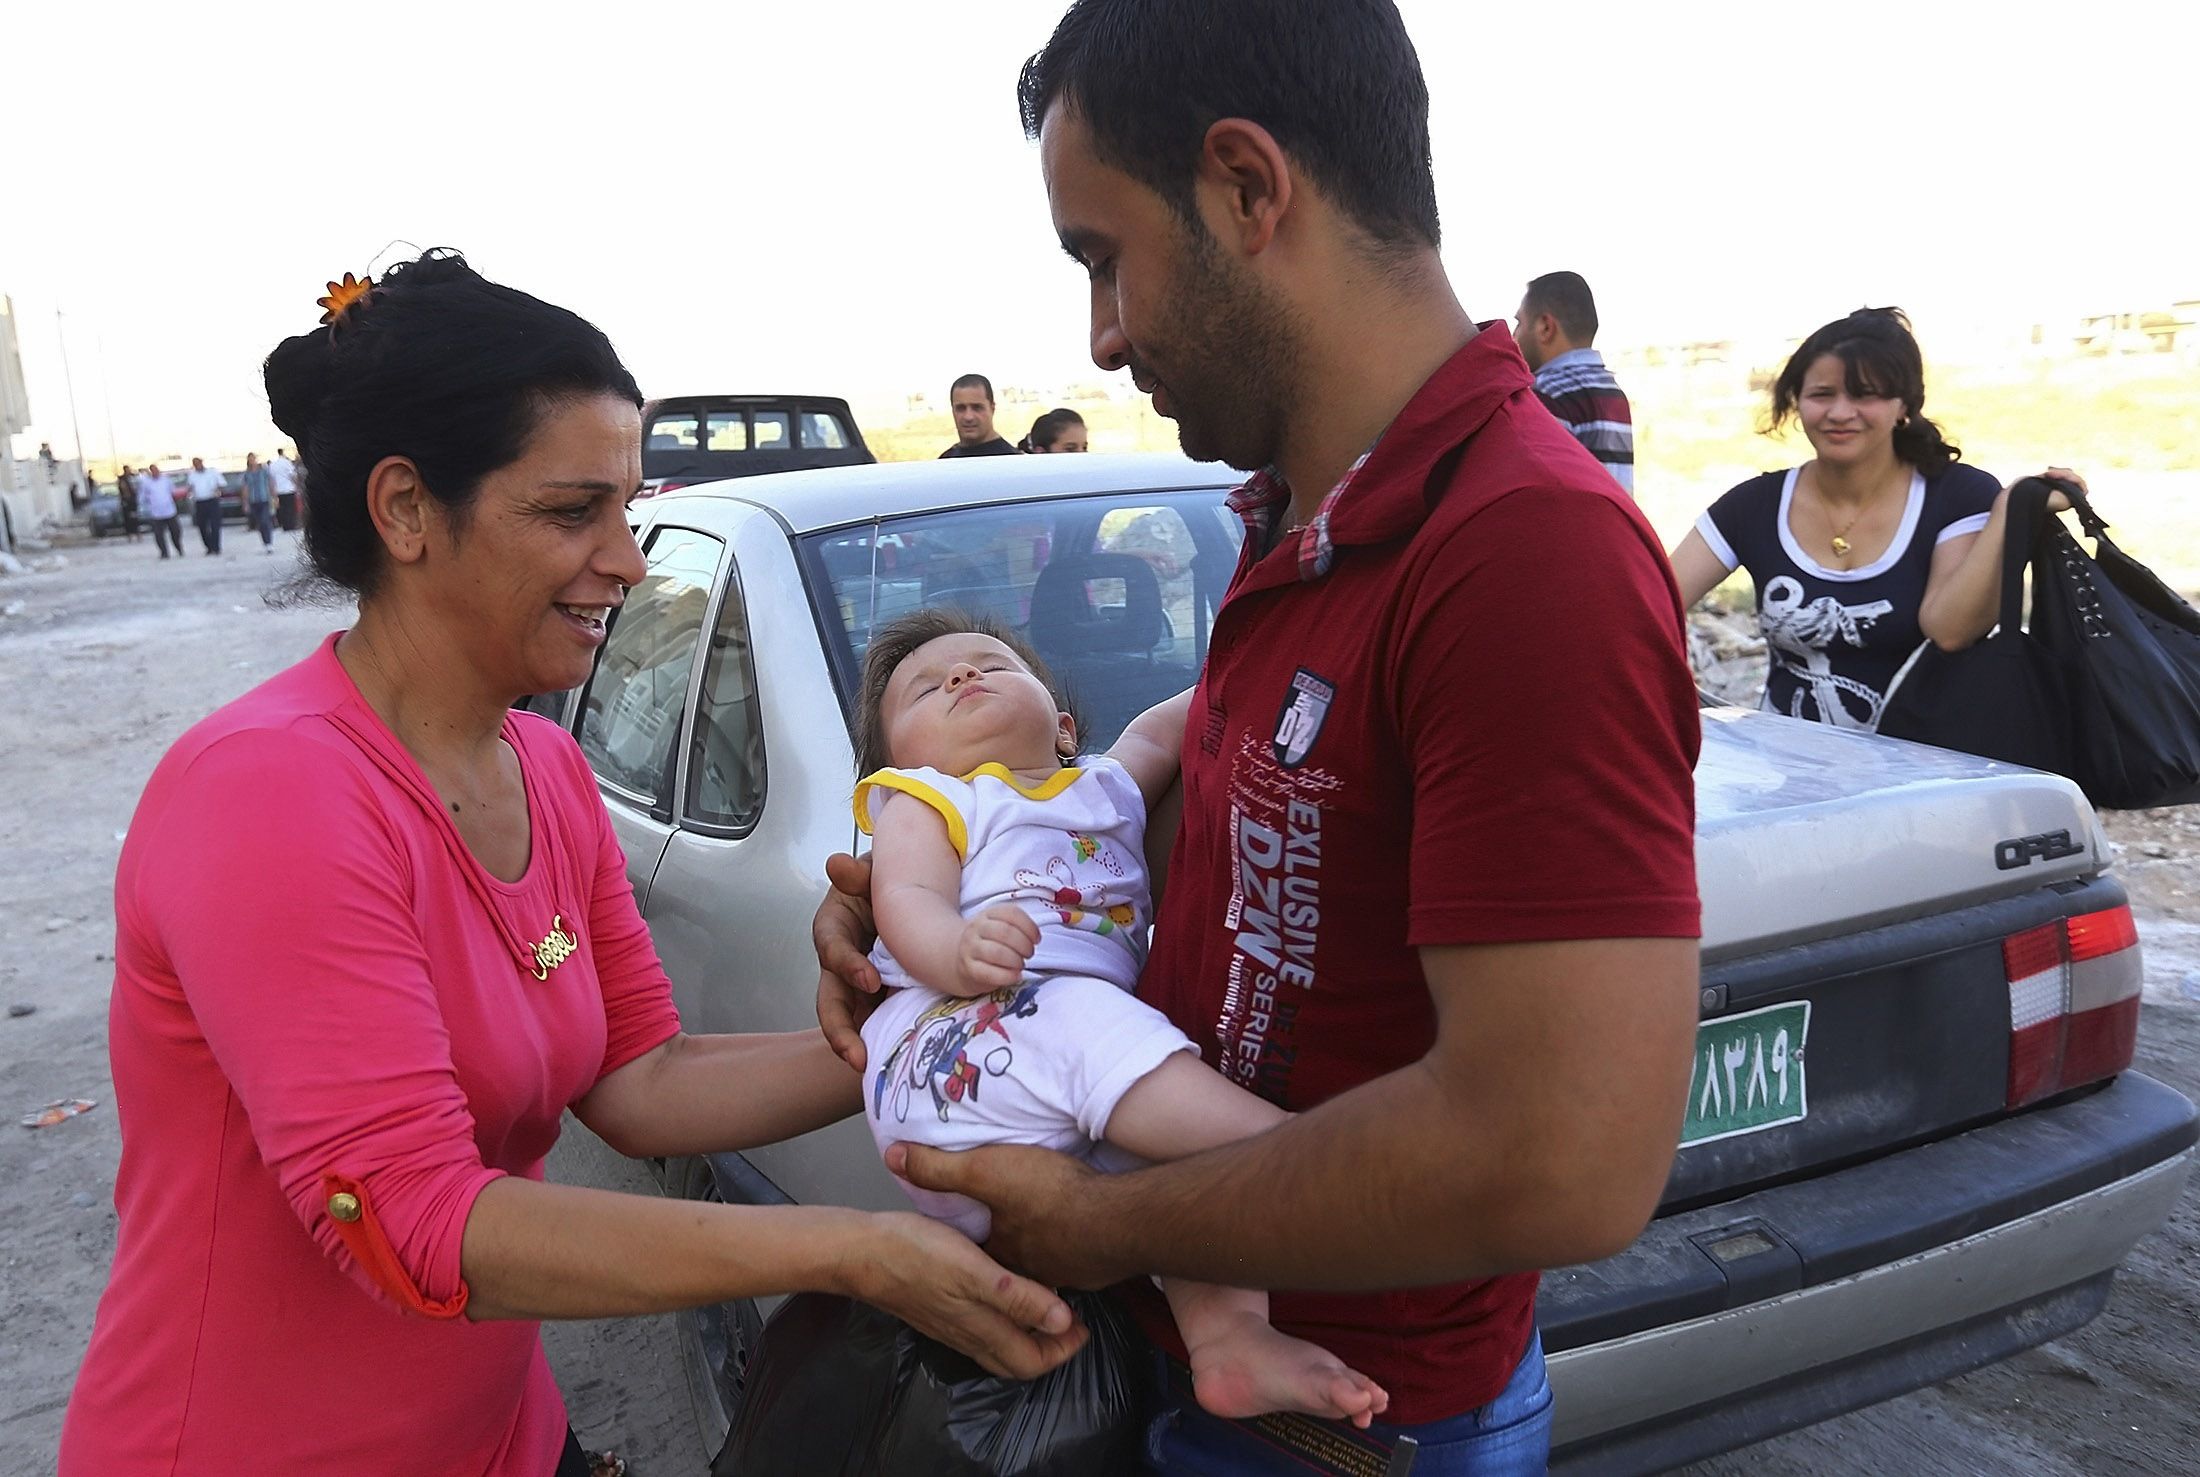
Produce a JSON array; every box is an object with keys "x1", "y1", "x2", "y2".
[
  {"x1": 705, "y1": 412, "x2": 748, "y2": 452},
  {"x1": 800, "y1": 490, "x2": 1243, "y2": 751},
  {"x1": 647, "y1": 413, "x2": 701, "y2": 453},
  {"x1": 802, "y1": 411, "x2": 850, "y2": 450}
]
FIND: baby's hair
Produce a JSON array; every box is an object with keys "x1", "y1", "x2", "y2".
[{"x1": 855, "y1": 606, "x2": 1081, "y2": 776}]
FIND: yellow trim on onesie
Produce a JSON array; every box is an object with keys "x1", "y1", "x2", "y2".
[
  {"x1": 853, "y1": 771, "x2": 971, "y2": 859},
  {"x1": 852, "y1": 764, "x2": 1086, "y2": 862},
  {"x1": 959, "y1": 762, "x2": 1084, "y2": 801}
]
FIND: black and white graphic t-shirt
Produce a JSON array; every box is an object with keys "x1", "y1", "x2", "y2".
[{"x1": 1698, "y1": 462, "x2": 2000, "y2": 730}]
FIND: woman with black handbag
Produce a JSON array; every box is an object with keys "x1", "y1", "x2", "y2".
[{"x1": 1667, "y1": 306, "x2": 2073, "y2": 731}]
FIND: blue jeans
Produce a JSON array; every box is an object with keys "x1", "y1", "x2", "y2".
[{"x1": 1144, "y1": 1330, "x2": 1553, "y2": 1476}]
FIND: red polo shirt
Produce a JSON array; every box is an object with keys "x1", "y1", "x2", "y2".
[{"x1": 1135, "y1": 324, "x2": 1701, "y2": 1422}]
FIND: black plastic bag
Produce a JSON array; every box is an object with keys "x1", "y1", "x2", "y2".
[
  {"x1": 1878, "y1": 479, "x2": 2076, "y2": 774},
  {"x1": 716, "y1": 1288, "x2": 1150, "y2": 1477},
  {"x1": 2026, "y1": 479, "x2": 2200, "y2": 808}
]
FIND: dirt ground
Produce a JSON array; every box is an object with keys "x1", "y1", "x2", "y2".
[{"x1": 3, "y1": 529, "x2": 2197, "y2": 1476}]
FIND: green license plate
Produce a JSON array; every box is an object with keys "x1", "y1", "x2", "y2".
[{"x1": 1681, "y1": 1001, "x2": 1810, "y2": 1146}]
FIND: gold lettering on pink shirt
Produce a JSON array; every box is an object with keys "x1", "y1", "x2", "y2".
[{"x1": 528, "y1": 915, "x2": 578, "y2": 980}]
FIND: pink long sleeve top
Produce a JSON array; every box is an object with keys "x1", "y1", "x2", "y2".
[{"x1": 61, "y1": 634, "x2": 682, "y2": 1476}]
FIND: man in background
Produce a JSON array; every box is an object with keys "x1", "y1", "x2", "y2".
[
  {"x1": 1516, "y1": 271, "x2": 1635, "y2": 495},
  {"x1": 138, "y1": 463, "x2": 182, "y2": 560},
  {"x1": 938, "y1": 373, "x2": 1021, "y2": 457},
  {"x1": 268, "y1": 447, "x2": 301, "y2": 531},
  {"x1": 184, "y1": 457, "x2": 225, "y2": 555},
  {"x1": 240, "y1": 452, "x2": 275, "y2": 553},
  {"x1": 116, "y1": 466, "x2": 142, "y2": 543}
]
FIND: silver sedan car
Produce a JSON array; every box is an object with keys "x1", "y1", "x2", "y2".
[{"x1": 525, "y1": 452, "x2": 2195, "y2": 1474}]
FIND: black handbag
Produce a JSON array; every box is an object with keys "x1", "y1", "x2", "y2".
[
  {"x1": 1881, "y1": 477, "x2": 2200, "y2": 809},
  {"x1": 2027, "y1": 479, "x2": 2200, "y2": 808},
  {"x1": 1877, "y1": 480, "x2": 2077, "y2": 778}
]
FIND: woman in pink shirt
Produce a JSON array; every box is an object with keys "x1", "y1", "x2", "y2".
[{"x1": 60, "y1": 252, "x2": 1082, "y2": 1477}]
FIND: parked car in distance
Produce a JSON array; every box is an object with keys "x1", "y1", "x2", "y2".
[
  {"x1": 86, "y1": 486, "x2": 124, "y2": 536},
  {"x1": 523, "y1": 453, "x2": 2197, "y2": 1474},
  {"x1": 638, "y1": 395, "x2": 872, "y2": 498},
  {"x1": 217, "y1": 470, "x2": 251, "y2": 524}
]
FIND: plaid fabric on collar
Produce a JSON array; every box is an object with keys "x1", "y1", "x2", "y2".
[{"x1": 1223, "y1": 450, "x2": 1373, "y2": 582}]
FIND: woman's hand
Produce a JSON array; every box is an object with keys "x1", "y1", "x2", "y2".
[
  {"x1": 958, "y1": 906, "x2": 1040, "y2": 995},
  {"x1": 845, "y1": 1211, "x2": 1089, "y2": 1378},
  {"x1": 2037, "y1": 465, "x2": 2085, "y2": 513},
  {"x1": 815, "y1": 852, "x2": 881, "y2": 1071}
]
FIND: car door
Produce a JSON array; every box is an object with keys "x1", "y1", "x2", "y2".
[
  {"x1": 572, "y1": 522, "x2": 728, "y2": 910},
  {"x1": 635, "y1": 502, "x2": 891, "y2": 1210}
]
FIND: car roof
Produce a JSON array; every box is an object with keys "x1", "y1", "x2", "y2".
[
  {"x1": 645, "y1": 394, "x2": 857, "y2": 414},
  {"x1": 652, "y1": 450, "x2": 1241, "y2": 534}
]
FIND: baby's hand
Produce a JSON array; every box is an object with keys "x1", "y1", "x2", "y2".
[{"x1": 957, "y1": 906, "x2": 1040, "y2": 994}]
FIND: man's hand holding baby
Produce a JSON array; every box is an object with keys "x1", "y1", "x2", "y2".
[{"x1": 956, "y1": 905, "x2": 1041, "y2": 995}]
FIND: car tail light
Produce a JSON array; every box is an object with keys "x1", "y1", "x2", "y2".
[
  {"x1": 2003, "y1": 903, "x2": 2143, "y2": 1108},
  {"x1": 637, "y1": 480, "x2": 687, "y2": 500}
]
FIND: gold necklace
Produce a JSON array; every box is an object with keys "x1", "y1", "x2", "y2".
[{"x1": 1820, "y1": 473, "x2": 1898, "y2": 560}]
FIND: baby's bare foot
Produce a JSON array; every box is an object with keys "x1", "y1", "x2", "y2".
[{"x1": 1187, "y1": 1311, "x2": 1391, "y2": 1429}]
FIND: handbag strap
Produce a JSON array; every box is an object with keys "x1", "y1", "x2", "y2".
[
  {"x1": 2013, "y1": 472, "x2": 2108, "y2": 541},
  {"x1": 1998, "y1": 477, "x2": 2054, "y2": 632}
]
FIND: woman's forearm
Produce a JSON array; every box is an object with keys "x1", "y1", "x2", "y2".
[
  {"x1": 575, "y1": 1030, "x2": 861, "y2": 1159},
  {"x1": 1918, "y1": 492, "x2": 2010, "y2": 650},
  {"x1": 461, "y1": 1176, "x2": 868, "y2": 1320}
]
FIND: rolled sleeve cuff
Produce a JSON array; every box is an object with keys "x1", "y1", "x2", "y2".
[{"x1": 317, "y1": 1163, "x2": 505, "y2": 1319}]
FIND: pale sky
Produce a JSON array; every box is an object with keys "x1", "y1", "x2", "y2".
[{"x1": 4, "y1": 0, "x2": 2192, "y2": 465}]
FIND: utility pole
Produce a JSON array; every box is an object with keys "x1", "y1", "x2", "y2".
[
  {"x1": 97, "y1": 332, "x2": 119, "y2": 468},
  {"x1": 56, "y1": 310, "x2": 88, "y2": 481}
]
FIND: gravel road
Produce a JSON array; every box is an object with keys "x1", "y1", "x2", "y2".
[{"x1": 1, "y1": 530, "x2": 2194, "y2": 1475}]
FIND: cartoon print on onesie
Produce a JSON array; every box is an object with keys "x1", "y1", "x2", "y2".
[
  {"x1": 1015, "y1": 833, "x2": 1137, "y2": 936},
  {"x1": 873, "y1": 980, "x2": 1045, "y2": 1125}
]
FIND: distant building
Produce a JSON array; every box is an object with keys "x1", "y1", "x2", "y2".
[
  {"x1": 0, "y1": 294, "x2": 83, "y2": 551},
  {"x1": 0, "y1": 296, "x2": 27, "y2": 439},
  {"x1": 2074, "y1": 302, "x2": 2200, "y2": 358}
]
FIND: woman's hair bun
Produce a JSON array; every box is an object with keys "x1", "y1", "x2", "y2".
[
  {"x1": 258, "y1": 247, "x2": 642, "y2": 602},
  {"x1": 263, "y1": 327, "x2": 336, "y2": 453}
]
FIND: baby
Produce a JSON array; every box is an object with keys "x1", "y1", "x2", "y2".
[{"x1": 850, "y1": 606, "x2": 1387, "y2": 1428}]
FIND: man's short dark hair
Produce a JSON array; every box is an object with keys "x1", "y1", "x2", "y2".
[
  {"x1": 950, "y1": 373, "x2": 995, "y2": 404},
  {"x1": 1523, "y1": 271, "x2": 1599, "y2": 344},
  {"x1": 1018, "y1": 0, "x2": 1440, "y2": 252}
]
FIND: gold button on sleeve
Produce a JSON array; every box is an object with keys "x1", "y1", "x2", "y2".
[{"x1": 327, "y1": 1191, "x2": 362, "y2": 1223}]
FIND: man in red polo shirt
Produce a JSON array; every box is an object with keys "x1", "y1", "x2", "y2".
[{"x1": 818, "y1": 1, "x2": 1701, "y2": 1468}]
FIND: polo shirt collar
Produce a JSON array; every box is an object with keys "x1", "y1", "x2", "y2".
[
  {"x1": 1229, "y1": 322, "x2": 1534, "y2": 588},
  {"x1": 1534, "y1": 346, "x2": 1605, "y2": 382}
]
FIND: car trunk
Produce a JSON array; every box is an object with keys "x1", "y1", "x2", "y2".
[
  {"x1": 1663, "y1": 707, "x2": 2138, "y2": 1209},
  {"x1": 1696, "y1": 706, "x2": 2106, "y2": 959}
]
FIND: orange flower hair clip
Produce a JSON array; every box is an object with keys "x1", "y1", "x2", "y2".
[{"x1": 316, "y1": 271, "x2": 375, "y2": 327}]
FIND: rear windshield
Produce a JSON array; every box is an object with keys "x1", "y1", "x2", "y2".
[
  {"x1": 648, "y1": 406, "x2": 855, "y2": 455},
  {"x1": 799, "y1": 489, "x2": 1243, "y2": 752}
]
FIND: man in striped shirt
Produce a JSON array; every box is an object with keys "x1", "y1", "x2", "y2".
[{"x1": 1516, "y1": 271, "x2": 1634, "y2": 495}]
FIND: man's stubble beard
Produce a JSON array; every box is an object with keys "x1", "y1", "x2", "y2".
[{"x1": 1155, "y1": 227, "x2": 1305, "y2": 473}]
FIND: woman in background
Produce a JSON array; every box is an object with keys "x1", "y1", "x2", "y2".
[
  {"x1": 1020, "y1": 407, "x2": 1088, "y2": 453},
  {"x1": 1669, "y1": 307, "x2": 2073, "y2": 731}
]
